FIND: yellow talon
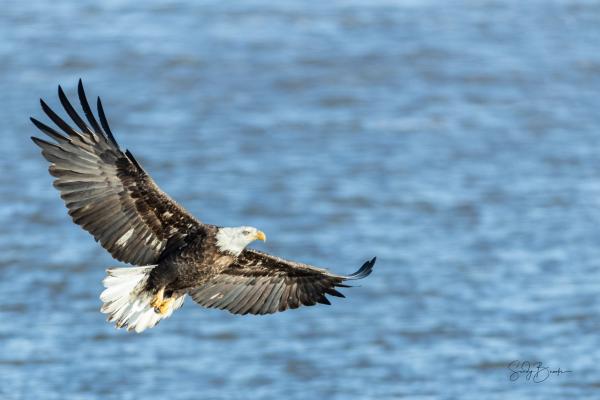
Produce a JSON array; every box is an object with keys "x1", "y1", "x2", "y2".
[
  {"x1": 154, "y1": 297, "x2": 175, "y2": 315},
  {"x1": 150, "y1": 287, "x2": 174, "y2": 315},
  {"x1": 150, "y1": 287, "x2": 164, "y2": 309}
]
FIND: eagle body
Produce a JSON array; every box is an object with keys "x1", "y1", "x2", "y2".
[
  {"x1": 148, "y1": 225, "x2": 237, "y2": 296},
  {"x1": 31, "y1": 80, "x2": 376, "y2": 333}
]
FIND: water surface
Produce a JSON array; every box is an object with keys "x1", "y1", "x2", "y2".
[{"x1": 1, "y1": 1, "x2": 600, "y2": 398}]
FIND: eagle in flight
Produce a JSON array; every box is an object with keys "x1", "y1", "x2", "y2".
[{"x1": 30, "y1": 81, "x2": 376, "y2": 333}]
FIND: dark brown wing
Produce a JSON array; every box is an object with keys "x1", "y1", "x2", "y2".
[
  {"x1": 31, "y1": 80, "x2": 202, "y2": 266},
  {"x1": 188, "y1": 249, "x2": 376, "y2": 315}
]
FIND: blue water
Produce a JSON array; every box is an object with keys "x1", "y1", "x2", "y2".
[{"x1": 2, "y1": 1, "x2": 600, "y2": 398}]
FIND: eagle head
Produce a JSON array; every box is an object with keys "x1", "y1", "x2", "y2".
[{"x1": 216, "y1": 226, "x2": 266, "y2": 256}]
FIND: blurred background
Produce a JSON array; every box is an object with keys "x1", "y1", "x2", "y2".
[{"x1": 1, "y1": 0, "x2": 600, "y2": 398}]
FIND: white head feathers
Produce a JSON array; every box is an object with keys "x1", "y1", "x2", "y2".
[{"x1": 216, "y1": 226, "x2": 266, "y2": 256}]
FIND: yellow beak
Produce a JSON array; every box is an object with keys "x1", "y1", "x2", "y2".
[{"x1": 256, "y1": 230, "x2": 266, "y2": 242}]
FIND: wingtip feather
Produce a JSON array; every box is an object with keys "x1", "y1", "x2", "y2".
[
  {"x1": 30, "y1": 135, "x2": 52, "y2": 148},
  {"x1": 77, "y1": 79, "x2": 104, "y2": 135},
  {"x1": 347, "y1": 257, "x2": 376, "y2": 280},
  {"x1": 97, "y1": 96, "x2": 119, "y2": 148}
]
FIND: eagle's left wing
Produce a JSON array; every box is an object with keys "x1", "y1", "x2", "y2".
[{"x1": 187, "y1": 249, "x2": 376, "y2": 315}]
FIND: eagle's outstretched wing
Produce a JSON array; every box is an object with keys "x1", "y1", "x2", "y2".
[
  {"x1": 188, "y1": 249, "x2": 376, "y2": 315},
  {"x1": 31, "y1": 80, "x2": 202, "y2": 266}
]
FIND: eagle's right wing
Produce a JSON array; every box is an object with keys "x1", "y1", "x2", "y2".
[
  {"x1": 188, "y1": 249, "x2": 376, "y2": 315},
  {"x1": 31, "y1": 80, "x2": 202, "y2": 266}
]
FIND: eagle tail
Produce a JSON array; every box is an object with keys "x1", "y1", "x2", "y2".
[{"x1": 100, "y1": 266, "x2": 185, "y2": 333}]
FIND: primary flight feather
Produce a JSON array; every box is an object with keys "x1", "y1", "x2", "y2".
[{"x1": 30, "y1": 80, "x2": 376, "y2": 333}]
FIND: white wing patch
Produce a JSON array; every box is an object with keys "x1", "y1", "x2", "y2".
[
  {"x1": 116, "y1": 227, "x2": 135, "y2": 247},
  {"x1": 209, "y1": 292, "x2": 222, "y2": 300}
]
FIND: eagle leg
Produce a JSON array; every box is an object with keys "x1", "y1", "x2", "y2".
[{"x1": 150, "y1": 287, "x2": 175, "y2": 315}]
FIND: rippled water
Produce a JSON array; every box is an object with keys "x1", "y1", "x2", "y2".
[{"x1": 2, "y1": 1, "x2": 600, "y2": 398}]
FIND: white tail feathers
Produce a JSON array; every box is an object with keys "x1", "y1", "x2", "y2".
[{"x1": 100, "y1": 266, "x2": 185, "y2": 333}]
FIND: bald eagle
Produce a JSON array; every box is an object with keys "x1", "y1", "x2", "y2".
[{"x1": 30, "y1": 81, "x2": 376, "y2": 333}]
